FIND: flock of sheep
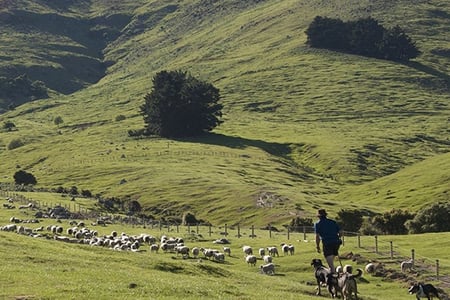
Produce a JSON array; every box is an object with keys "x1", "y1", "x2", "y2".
[{"x1": 0, "y1": 213, "x2": 299, "y2": 276}]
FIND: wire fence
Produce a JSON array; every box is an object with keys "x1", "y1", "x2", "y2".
[{"x1": 1, "y1": 189, "x2": 448, "y2": 284}]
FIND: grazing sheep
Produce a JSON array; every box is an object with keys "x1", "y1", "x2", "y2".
[
  {"x1": 281, "y1": 243, "x2": 290, "y2": 256},
  {"x1": 365, "y1": 262, "x2": 377, "y2": 274},
  {"x1": 242, "y1": 245, "x2": 253, "y2": 256},
  {"x1": 175, "y1": 245, "x2": 190, "y2": 258},
  {"x1": 263, "y1": 255, "x2": 273, "y2": 264},
  {"x1": 149, "y1": 244, "x2": 159, "y2": 253},
  {"x1": 223, "y1": 246, "x2": 231, "y2": 256},
  {"x1": 191, "y1": 247, "x2": 200, "y2": 258},
  {"x1": 245, "y1": 255, "x2": 257, "y2": 266},
  {"x1": 258, "y1": 247, "x2": 266, "y2": 257},
  {"x1": 1, "y1": 224, "x2": 17, "y2": 232},
  {"x1": 267, "y1": 246, "x2": 279, "y2": 257},
  {"x1": 401, "y1": 259, "x2": 413, "y2": 273},
  {"x1": 260, "y1": 263, "x2": 275, "y2": 275},
  {"x1": 213, "y1": 252, "x2": 225, "y2": 262},
  {"x1": 288, "y1": 244, "x2": 295, "y2": 255},
  {"x1": 201, "y1": 248, "x2": 218, "y2": 260}
]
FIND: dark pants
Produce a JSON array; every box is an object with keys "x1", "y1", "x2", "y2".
[{"x1": 323, "y1": 243, "x2": 340, "y2": 257}]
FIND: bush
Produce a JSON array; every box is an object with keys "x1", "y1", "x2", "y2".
[
  {"x1": 371, "y1": 209, "x2": 414, "y2": 234},
  {"x1": 115, "y1": 114, "x2": 126, "y2": 121},
  {"x1": 305, "y1": 16, "x2": 420, "y2": 61},
  {"x1": 8, "y1": 138, "x2": 24, "y2": 150},
  {"x1": 335, "y1": 209, "x2": 364, "y2": 233},
  {"x1": 13, "y1": 170, "x2": 37, "y2": 185},
  {"x1": 406, "y1": 202, "x2": 450, "y2": 233}
]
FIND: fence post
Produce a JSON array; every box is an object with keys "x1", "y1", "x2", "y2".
[
  {"x1": 342, "y1": 234, "x2": 345, "y2": 246},
  {"x1": 390, "y1": 241, "x2": 393, "y2": 259},
  {"x1": 196, "y1": 223, "x2": 199, "y2": 234},
  {"x1": 237, "y1": 224, "x2": 241, "y2": 238},
  {"x1": 357, "y1": 233, "x2": 361, "y2": 248},
  {"x1": 251, "y1": 225, "x2": 255, "y2": 238},
  {"x1": 208, "y1": 225, "x2": 212, "y2": 237},
  {"x1": 436, "y1": 259, "x2": 440, "y2": 280},
  {"x1": 188, "y1": 224, "x2": 190, "y2": 233},
  {"x1": 375, "y1": 235, "x2": 378, "y2": 253},
  {"x1": 176, "y1": 224, "x2": 179, "y2": 233},
  {"x1": 269, "y1": 223, "x2": 272, "y2": 238},
  {"x1": 287, "y1": 227, "x2": 290, "y2": 240},
  {"x1": 411, "y1": 249, "x2": 415, "y2": 268},
  {"x1": 224, "y1": 224, "x2": 227, "y2": 236},
  {"x1": 303, "y1": 226, "x2": 306, "y2": 241}
]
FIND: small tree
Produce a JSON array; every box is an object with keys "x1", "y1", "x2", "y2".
[
  {"x1": 13, "y1": 170, "x2": 37, "y2": 185},
  {"x1": 406, "y1": 202, "x2": 450, "y2": 233},
  {"x1": 335, "y1": 209, "x2": 364, "y2": 233},
  {"x1": 140, "y1": 70, "x2": 223, "y2": 138},
  {"x1": 3, "y1": 121, "x2": 16, "y2": 131},
  {"x1": 54, "y1": 116, "x2": 64, "y2": 126},
  {"x1": 372, "y1": 209, "x2": 414, "y2": 234}
]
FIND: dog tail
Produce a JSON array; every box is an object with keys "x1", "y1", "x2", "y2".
[{"x1": 350, "y1": 268, "x2": 363, "y2": 279}]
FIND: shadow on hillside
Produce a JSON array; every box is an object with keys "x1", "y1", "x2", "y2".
[
  {"x1": 2, "y1": 9, "x2": 131, "y2": 94},
  {"x1": 404, "y1": 61, "x2": 450, "y2": 90},
  {"x1": 177, "y1": 133, "x2": 298, "y2": 158}
]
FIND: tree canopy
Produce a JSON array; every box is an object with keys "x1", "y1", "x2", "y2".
[
  {"x1": 140, "y1": 70, "x2": 223, "y2": 138},
  {"x1": 13, "y1": 170, "x2": 37, "y2": 185},
  {"x1": 305, "y1": 16, "x2": 420, "y2": 61}
]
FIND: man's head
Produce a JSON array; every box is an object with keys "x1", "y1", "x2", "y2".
[{"x1": 317, "y1": 209, "x2": 327, "y2": 218}]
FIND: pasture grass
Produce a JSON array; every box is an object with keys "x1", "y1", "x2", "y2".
[{"x1": 0, "y1": 1, "x2": 449, "y2": 225}]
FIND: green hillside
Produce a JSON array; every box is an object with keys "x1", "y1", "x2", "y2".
[{"x1": 0, "y1": 0, "x2": 449, "y2": 226}]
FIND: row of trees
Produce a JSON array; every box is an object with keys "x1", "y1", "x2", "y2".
[
  {"x1": 289, "y1": 204, "x2": 450, "y2": 234},
  {"x1": 305, "y1": 16, "x2": 420, "y2": 61}
]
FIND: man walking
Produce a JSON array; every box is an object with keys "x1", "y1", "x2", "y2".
[{"x1": 314, "y1": 209, "x2": 342, "y2": 273}]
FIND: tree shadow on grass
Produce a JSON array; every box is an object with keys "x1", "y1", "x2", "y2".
[
  {"x1": 404, "y1": 61, "x2": 450, "y2": 90},
  {"x1": 177, "y1": 132, "x2": 300, "y2": 158}
]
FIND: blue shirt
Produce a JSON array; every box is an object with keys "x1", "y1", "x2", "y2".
[{"x1": 314, "y1": 217, "x2": 341, "y2": 246}]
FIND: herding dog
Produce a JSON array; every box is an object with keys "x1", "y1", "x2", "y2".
[
  {"x1": 327, "y1": 268, "x2": 363, "y2": 299},
  {"x1": 408, "y1": 283, "x2": 440, "y2": 300},
  {"x1": 311, "y1": 258, "x2": 331, "y2": 296}
]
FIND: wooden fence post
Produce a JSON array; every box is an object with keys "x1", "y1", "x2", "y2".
[
  {"x1": 251, "y1": 225, "x2": 255, "y2": 238},
  {"x1": 436, "y1": 259, "x2": 440, "y2": 280},
  {"x1": 287, "y1": 227, "x2": 290, "y2": 240},
  {"x1": 224, "y1": 224, "x2": 227, "y2": 236},
  {"x1": 390, "y1": 241, "x2": 393, "y2": 259},
  {"x1": 411, "y1": 249, "x2": 415, "y2": 268},
  {"x1": 375, "y1": 235, "x2": 378, "y2": 253},
  {"x1": 357, "y1": 233, "x2": 361, "y2": 248},
  {"x1": 303, "y1": 226, "x2": 306, "y2": 241},
  {"x1": 237, "y1": 224, "x2": 241, "y2": 238},
  {"x1": 269, "y1": 223, "x2": 272, "y2": 238},
  {"x1": 208, "y1": 225, "x2": 212, "y2": 237}
]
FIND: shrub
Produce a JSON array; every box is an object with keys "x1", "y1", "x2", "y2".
[
  {"x1": 13, "y1": 170, "x2": 37, "y2": 185},
  {"x1": 371, "y1": 209, "x2": 414, "y2": 234},
  {"x1": 8, "y1": 138, "x2": 24, "y2": 150},
  {"x1": 406, "y1": 202, "x2": 450, "y2": 233},
  {"x1": 335, "y1": 209, "x2": 364, "y2": 233}
]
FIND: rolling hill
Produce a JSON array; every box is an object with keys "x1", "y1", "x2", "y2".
[{"x1": 0, "y1": 0, "x2": 449, "y2": 227}]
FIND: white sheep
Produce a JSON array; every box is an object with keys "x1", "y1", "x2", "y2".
[
  {"x1": 260, "y1": 263, "x2": 275, "y2": 275},
  {"x1": 245, "y1": 255, "x2": 257, "y2": 266},
  {"x1": 242, "y1": 245, "x2": 253, "y2": 256},
  {"x1": 262, "y1": 255, "x2": 273, "y2": 264},
  {"x1": 281, "y1": 243, "x2": 289, "y2": 256},
  {"x1": 213, "y1": 252, "x2": 225, "y2": 262},
  {"x1": 149, "y1": 244, "x2": 159, "y2": 253},
  {"x1": 191, "y1": 247, "x2": 200, "y2": 258},
  {"x1": 401, "y1": 259, "x2": 413, "y2": 273},
  {"x1": 267, "y1": 246, "x2": 279, "y2": 257},
  {"x1": 258, "y1": 247, "x2": 266, "y2": 257},
  {"x1": 176, "y1": 245, "x2": 190, "y2": 258},
  {"x1": 365, "y1": 262, "x2": 376, "y2": 274},
  {"x1": 223, "y1": 246, "x2": 231, "y2": 256}
]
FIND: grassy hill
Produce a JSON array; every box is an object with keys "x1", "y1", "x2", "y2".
[{"x1": 0, "y1": 0, "x2": 449, "y2": 227}]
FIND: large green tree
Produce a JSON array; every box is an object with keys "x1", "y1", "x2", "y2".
[{"x1": 140, "y1": 70, "x2": 223, "y2": 138}]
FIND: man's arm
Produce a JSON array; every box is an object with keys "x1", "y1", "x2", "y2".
[{"x1": 315, "y1": 233, "x2": 321, "y2": 252}]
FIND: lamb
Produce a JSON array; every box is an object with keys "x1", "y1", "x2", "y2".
[
  {"x1": 223, "y1": 246, "x2": 231, "y2": 256},
  {"x1": 191, "y1": 247, "x2": 200, "y2": 258},
  {"x1": 262, "y1": 255, "x2": 273, "y2": 264},
  {"x1": 281, "y1": 243, "x2": 290, "y2": 256},
  {"x1": 242, "y1": 245, "x2": 253, "y2": 256},
  {"x1": 245, "y1": 255, "x2": 257, "y2": 266},
  {"x1": 401, "y1": 259, "x2": 413, "y2": 273},
  {"x1": 288, "y1": 244, "x2": 295, "y2": 255},
  {"x1": 267, "y1": 246, "x2": 279, "y2": 257},
  {"x1": 175, "y1": 245, "x2": 190, "y2": 258},
  {"x1": 213, "y1": 252, "x2": 225, "y2": 262},
  {"x1": 149, "y1": 244, "x2": 159, "y2": 253},
  {"x1": 258, "y1": 247, "x2": 266, "y2": 257},
  {"x1": 260, "y1": 263, "x2": 275, "y2": 275}
]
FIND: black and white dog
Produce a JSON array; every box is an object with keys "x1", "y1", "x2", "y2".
[
  {"x1": 311, "y1": 258, "x2": 331, "y2": 296},
  {"x1": 408, "y1": 283, "x2": 440, "y2": 300}
]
